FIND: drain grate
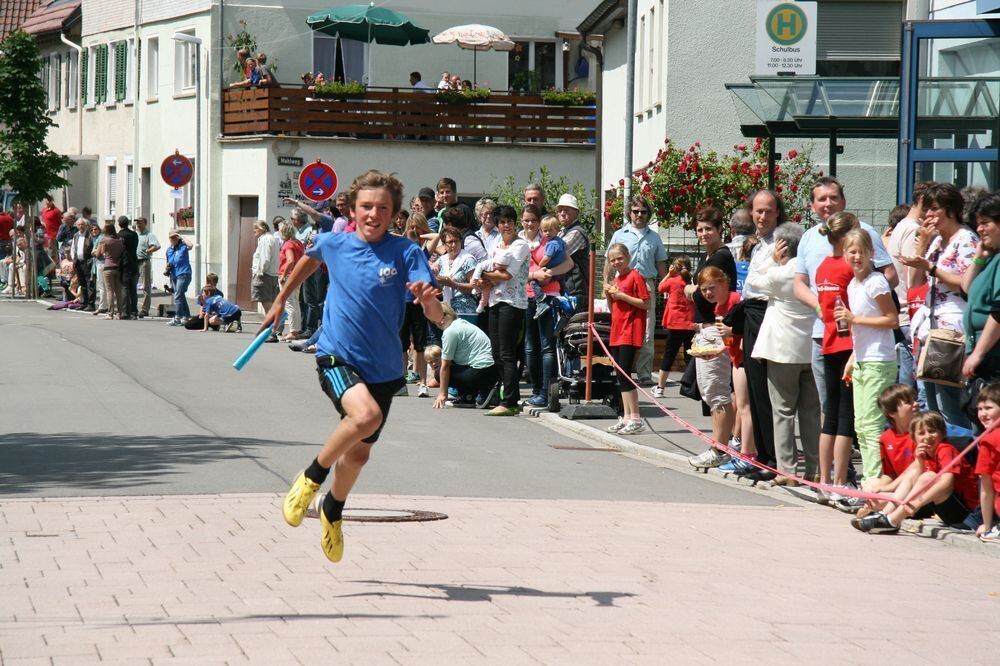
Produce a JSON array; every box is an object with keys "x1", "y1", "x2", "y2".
[{"x1": 304, "y1": 499, "x2": 448, "y2": 523}]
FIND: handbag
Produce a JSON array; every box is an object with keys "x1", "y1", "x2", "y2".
[{"x1": 915, "y1": 270, "x2": 966, "y2": 388}]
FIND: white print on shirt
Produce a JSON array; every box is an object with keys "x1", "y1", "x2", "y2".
[{"x1": 378, "y1": 265, "x2": 399, "y2": 287}]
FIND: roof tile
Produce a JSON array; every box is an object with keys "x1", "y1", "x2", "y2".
[{"x1": 0, "y1": 0, "x2": 44, "y2": 42}]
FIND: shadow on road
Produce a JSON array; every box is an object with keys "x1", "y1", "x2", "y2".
[
  {"x1": 348, "y1": 580, "x2": 636, "y2": 607},
  {"x1": 0, "y1": 432, "x2": 297, "y2": 494}
]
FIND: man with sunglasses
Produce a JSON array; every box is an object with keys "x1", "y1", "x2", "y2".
[{"x1": 608, "y1": 195, "x2": 668, "y2": 386}]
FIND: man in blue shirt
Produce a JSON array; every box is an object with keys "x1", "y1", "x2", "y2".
[
  {"x1": 260, "y1": 170, "x2": 440, "y2": 564},
  {"x1": 792, "y1": 177, "x2": 897, "y2": 413},
  {"x1": 608, "y1": 195, "x2": 668, "y2": 385}
]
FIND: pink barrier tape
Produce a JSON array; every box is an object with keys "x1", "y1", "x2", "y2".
[{"x1": 587, "y1": 324, "x2": 991, "y2": 506}]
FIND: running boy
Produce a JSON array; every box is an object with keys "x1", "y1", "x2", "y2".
[
  {"x1": 974, "y1": 384, "x2": 1000, "y2": 542},
  {"x1": 259, "y1": 170, "x2": 440, "y2": 562}
]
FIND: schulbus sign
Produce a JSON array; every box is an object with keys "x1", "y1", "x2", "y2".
[{"x1": 755, "y1": 1, "x2": 817, "y2": 76}]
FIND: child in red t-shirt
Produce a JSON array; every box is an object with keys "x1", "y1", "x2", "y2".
[
  {"x1": 856, "y1": 384, "x2": 918, "y2": 518},
  {"x1": 653, "y1": 256, "x2": 695, "y2": 398},
  {"x1": 852, "y1": 411, "x2": 980, "y2": 534},
  {"x1": 604, "y1": 243, "x2": 650, "y2": 436},
  {"x1": 974, "y1": 384, "x2": 1000, "y2": 542},
  {"x1": 815, "y1": 213, "x2": 858, "y2": 501}
]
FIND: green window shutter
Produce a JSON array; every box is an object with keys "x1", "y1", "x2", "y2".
[
  {"x1": 81, "y1": 49, "x2": 88, "y2": 105},
  {"x1": 115, "y1": 42, "x2": 127, "y2": 102},
  {"x1": 95, "y1": 45, "x2": 107, "y2": 104}
]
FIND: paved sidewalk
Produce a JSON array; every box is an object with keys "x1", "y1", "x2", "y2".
[{"x1": 3, "y1": 493, "x2": 1000, "y2": 664}]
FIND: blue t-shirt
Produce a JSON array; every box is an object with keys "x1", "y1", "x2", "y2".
[
  {"x1": 543, "y1": 236, "x2": 567, "y2": 266},
  {"x1": 204, "y1": 294, "x2": 240, "y2": 318},
  {"x1": 735, "y1": 260, "x2": 750, "y2": 294},
  {"x1": 306, "y1": 231, "x2": 435, "y2": 383},
  {"x1": 166, "y1": 243, "x2": 191, "y2": 277},
  {"x1": 428, "y1": 216, "x2": 440, "y2": 233},
  {"x1": 316, "y1": 213, "x2": 335, "y2": 234}
]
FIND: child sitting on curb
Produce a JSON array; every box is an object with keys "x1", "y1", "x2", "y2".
[
  {"x1": 855, "y1": 384, "x2": 918, "y2": 519},
  {"x1": 974, "y1": 384, "x2": 1000, "y2": 543},
  {"x1": 852, "y1": 411, "x2": 979, "y2": 534}
]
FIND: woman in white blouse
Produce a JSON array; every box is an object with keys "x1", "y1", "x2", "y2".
[
  {"x1": 748, "y1": 223, "x2": 820, "y2": 484},
  {"x1": 473, "y1": 204, "x2": 530, "y2": 416}
]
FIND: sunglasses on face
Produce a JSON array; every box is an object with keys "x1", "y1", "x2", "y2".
[{"x1": 631, "y1": 209, "x2": 650, "y2": 216}]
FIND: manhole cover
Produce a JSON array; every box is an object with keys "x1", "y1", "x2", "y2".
[{"x1": 304, "y1": 498, "x2": 447, "y2": 523}]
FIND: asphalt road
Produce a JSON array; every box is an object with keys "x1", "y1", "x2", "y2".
[{"x1": 0, "y1": 301, "x2": 781, "y2": 507}]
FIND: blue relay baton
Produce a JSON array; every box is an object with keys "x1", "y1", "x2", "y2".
[{"x1": 233, "y1": 313, "x2": 287, "y2": 371}]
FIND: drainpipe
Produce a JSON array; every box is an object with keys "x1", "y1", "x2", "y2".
[
  {"x1": 59, "y1": 33, "x2": 82, "y2": 157},
  {"x1": 623, "y1": 0, "x2": 638, "y2": 229},
  {"x1": 579, "y1": 34, "x2": 604, "y2": 238},
  {"x1": 133, "y1": 0, "x2": 141, "y2": 220}
]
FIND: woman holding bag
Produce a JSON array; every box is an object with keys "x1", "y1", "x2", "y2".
[{"x1": 901, "y1": 183, "x2": 976, "y2": 429}]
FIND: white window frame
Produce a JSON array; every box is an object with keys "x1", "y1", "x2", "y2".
[
  {"x1": 507, "y1": 38, "x2": 564, "y2": 91},
  {"x1": 85, "y1": 45, "x2": 96, "y2": 108},
  {"x1": 66, "y1": 49, "x2": 78, "y2": 109},
  {"x1": 638, "y1": 16, "x2": 646, "y2": 111},
  {"x1": 647, "y1": 7, "x2": 656, "y2": 108},
  {"x1": 146, "y1": 36, "x2": 159, "y2": 101},
  {"x1": 656, "y1": 0, "x2": 665, "y2": 106},
  {"x1": 104, "y1": 41, "x2": 116, "y2": 107},
  {"x1": 105, "y1": 158, "x2": 118, "y2": 219},
  {"x1": 125, "y1": 157, "x2": 135, "y2": 219},
  {"x1": 174, "y1": 31, "x2": 196, "y2": 94},
  {"x1": 124, "y1": 38, "x2": 136, "y2": 104}
]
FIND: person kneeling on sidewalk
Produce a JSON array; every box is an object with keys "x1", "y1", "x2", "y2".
[
  {"x1": 429, "y1": 304, "x2": 498, "y2": 409},
  {"x1": 199, "y1": 285, "x2": 243, "y2": 333}
]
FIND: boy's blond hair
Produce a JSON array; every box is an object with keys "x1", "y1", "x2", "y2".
[
  {"x1": 540, "y1": 215, "x2": 560, "y2": 234},
  {"x1": 424, "y1": 345, "x2": 442, "y2": 366}
]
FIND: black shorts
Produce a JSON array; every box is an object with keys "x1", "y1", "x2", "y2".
[
  {"x1": 316, "y1": 355, "x2": 405, "y2": 444},
  {"x1": 913, "y1": 492, "x2": 972, "y2": 526},
  {"x1": 400, "y1": 302, "x2": 428, "y2": 352},
  {"x1": 610, "y1": 344, "x2": 639, "y2": 393}
]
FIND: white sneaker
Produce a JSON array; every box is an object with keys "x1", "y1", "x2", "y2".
[
  {"x1": 651, "y1": 386, "x2": 664, "y2": 398},
  {"x1": 607, "y1": 419, "x2": 626, "y2": 433},
  {"x1": 416, "y1": 383, "x2": 429, "y2": 398},
  {"x1": 688, "y1": 448, "x2": 731, "y2": 469},
  {"x1": 619, "y1": 421, "x2": 646, "y2": 435}
]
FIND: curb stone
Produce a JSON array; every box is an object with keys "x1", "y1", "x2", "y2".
[{"x1": 535, "y1": 411, "x2": 1000, "y2": 559}]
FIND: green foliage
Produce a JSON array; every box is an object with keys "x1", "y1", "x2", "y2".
[
  {"x1": 313, "y1": 81, "x2": 367, "y2": 98},
  {"x1": 510, "y1": 70, "x2": 540, "y2": 93},
  {"x1": 435, "y1": 87, "x2": 490, "y2": 105},
  {"x1": 541, "y1": 88, "x2": 596, "y2": 106},
  {"x1": 0, "y1": 30, "x2": 74, "y2": 205},
  {"x1": 604, "y1": 136, "x2": 824, "y2": 229},
  {"x1": 489, "y1": 165, "x2": 604, "y2": 249},
  {"x1": 226, "y1": 19, "x2": 277, "y2": 75}
]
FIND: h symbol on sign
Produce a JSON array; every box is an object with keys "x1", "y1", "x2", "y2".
[{"x1": 775, "y1": 10, "x2": 799, "y2": 38}]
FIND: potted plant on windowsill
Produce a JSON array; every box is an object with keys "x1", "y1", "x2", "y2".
[
  {"x1": 542, "y1": 88, "x2": 597, "y2": 107},
  {"x1": 172, "y1": 206, "x2": 194, "y2": 229},
  {"x1": 313, "y1": 81, "x2": 367, "y2": 100},
  {"x1": 436, "y1": 87, "x2": 491, "y2": 105}
]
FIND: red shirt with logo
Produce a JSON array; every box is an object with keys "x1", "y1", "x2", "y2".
[
  {"x1": 975, "y1": 431, "x2": 1000, "y2": 515},
  {"x1": 41, "y1": 205, "x2": 62, "y2": 241},
  {"x1": 879, "y1": 429, "x2": 915, "y2": 478},
  {"x1": 659, "y1": 275, "x2": 695, "y2": 330},
  {"x1": 815, "y1": 255, "x2": 854, "y2": 355},
  {"x1": 922, "y1": 442, "x2": 980, "y2": 510},
  {"x1": 610, "y1": 268, "x2": 650, "y2": 347}
]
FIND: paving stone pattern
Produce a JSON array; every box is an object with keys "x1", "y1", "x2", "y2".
[{"x1": 3, "y1": 493, "x2": 1000, "y2": 664}]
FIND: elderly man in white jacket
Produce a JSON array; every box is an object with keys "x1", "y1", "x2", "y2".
[
  {"x1": 747, "y1": 223, "x2": 820, "y2": 485},
  {"x1": 251, "y1": 220, "x2": 281, "y2": 317}
]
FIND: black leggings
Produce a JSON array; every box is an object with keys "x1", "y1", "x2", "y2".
[
  {"x1": 611, "y1": 345, "x2": 639, "y2": 393},
  {"x1": 822, "y1": 349, "x2": 855, "y2": 437},
  {"x1": 660, "y1": 329, "x2": 695, "y2": 372},
  {"x1": 450, "y1": 363, "x2": 499, "y2": 398},
  {"x1": 488, "y1": 302, "x2": 524, "y2": 408}
]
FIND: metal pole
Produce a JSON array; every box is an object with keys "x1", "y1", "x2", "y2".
[
  {"x1": 585, "y1": 249, "x2": 596, "y2": 402},
  {"x1": 622, "y1": 0, "x2": 638, "y2": 228},
  {"x1": 767, "y1": 135, "x2": 777, "y2": 190},
  {"x1": 194, "y1": 43, "x2": 202, "y2": 290},
  {"x1": 829, "y1": 128, "x2": 838, "y2": 177}
]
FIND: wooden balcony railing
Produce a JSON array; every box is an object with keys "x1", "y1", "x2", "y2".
[{"x1": 222, "y1": 87, "x2": 596, "y2": 144}]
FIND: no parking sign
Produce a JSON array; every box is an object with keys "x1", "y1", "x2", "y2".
[{"x1": 298, "y1": 159, "x2": 338, "y2": 202}]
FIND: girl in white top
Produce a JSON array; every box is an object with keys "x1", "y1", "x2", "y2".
[{"x1": 835, "y1": 229, "x2": 899, "y2": 485}]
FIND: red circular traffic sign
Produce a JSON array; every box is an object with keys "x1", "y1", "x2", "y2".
[
  {"x1": 160, "y1": 152, "x2": 193, "y2": 188},
  {"x1": 298, "y1": 159, "x2": 338, "y2": 202}
]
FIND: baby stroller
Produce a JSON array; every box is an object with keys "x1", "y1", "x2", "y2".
[{"x1": 547, "y1": 301, "x2": 622, "y2": 414}]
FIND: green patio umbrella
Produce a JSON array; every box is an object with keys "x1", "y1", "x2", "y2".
[{"x1": 307, "y1": 3, "x2": 430, "y2": 84}]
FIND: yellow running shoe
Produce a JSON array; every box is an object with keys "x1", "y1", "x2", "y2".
[
  {"x1": 283, "y1": 472, "x2": 319, "y2": 527},
  {"x1": 320, "y1": 512, "x2": 344, "y2": 562}
]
